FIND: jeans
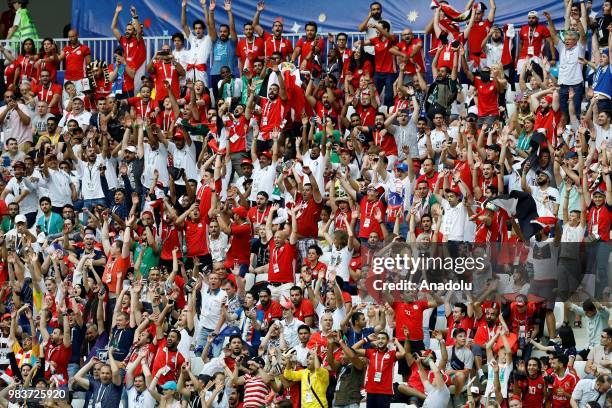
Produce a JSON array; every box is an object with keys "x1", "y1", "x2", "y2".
[
  {"x1": 195, "y1": 326, "x2": 223, "y2": 358},
  {"x1": 586, "y1": 241, "x2": 611, "y2": 297},
  {"x1": 559, "y1": 84, "x2": 584, "y2": 117},
  {"x1": 373, "y1": 72, "x2": 397, "y2": 108}
]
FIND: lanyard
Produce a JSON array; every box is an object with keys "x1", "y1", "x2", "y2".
[
  {"x1": 374, "y1": 130, "x2": 384, "y2": 147},
  {"x1": 96, "y1": 384, "x2": 108, "y2": 403},
  {"x1": 262, "y1": 98, "x2": 275, "y2": 119},
  {"x1": 87, "y1": 163, "x2": 96, "y2": 184},
  {"x1": 43, "y1": 215, "x2": 51, "y2": 234},
  {"x1": 113, "y1": 328, "x2": 124, "y2": 347},
  {"x1": 590, "y1": 206, "x2": 601, "y2": 232},
  {"x1": 40, "y1": 84, "x2": 52, "y2": 102},
  {"x1": 363, "y1": 200, "x2": 377, "y2": 219},
  {"x1": 20, "y1": 56, "x2": 32, "y2": 78},
  {"x1": 528, "y1": 27, "x2": 535, "y2": 47},
  {"x1": 161, "y1": 62, "x2": 174, "y2": 84},
  {"x1": 271, "y1": 245, "x2": 283, "y2": 266},
  {"x1": 140, "y1": 100, "x2": 151, "y2": 119},
  {"x1": 163, "y1": 111, "x2": 173, "y2": 131},
  {"x1": 373, "y1": 350, "x2": 387, "y2": 373},
  {"x1": 255, "y1": 209, "x2": 266, "y2": 225},
  {"x1": 245, "y1": 39, "x2": 255, "y2": 55}
]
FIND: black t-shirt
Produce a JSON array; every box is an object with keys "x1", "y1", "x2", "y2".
[{"x1": 250, "y1": 236, "x2": 269, "y2": 268}]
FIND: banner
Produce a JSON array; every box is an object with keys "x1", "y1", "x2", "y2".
[{"x1": 72, "y1": 0, "x2": 571, "y2": 38}]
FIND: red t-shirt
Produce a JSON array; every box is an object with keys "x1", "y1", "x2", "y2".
[
  {"x1": 259, "y1": 97, "x2": 287, "y2": 139},
  {"x1": 472, "y1": 320, "x2": 500, "y2": 346},
  {"x1": 474, "y1": 77, "x2": 500, "y2": 117},
  {"x1": 128, "y1": 97, "x2": 156, "y2": 120},
  {"x1": 160, "y1": 222, "x2": 182, "y2": 261},
  {"x1": 257, "y1": 300, "x2": 283, "y2": 323},
  {"x1": 364, "y1": 349, "x2": 397, "y2": 394},
  {"x1": 184, "y1": 216, "x2": 210, "y2": 257},
  {"x1": 445, "y1": 316, "x2": 474, "y2": 346},
  {"x1": 45, "y1": 342, "x2": 71, "y2": 380},
  {"x1": 295, "y1": 37, "x2": 325, "y2": 72},
  {"x1": 509, "y1": 302, "x2": 539, "y2": 333},
  {"x1": 33, "y1": 83, "x2": 62, "y2": 115},
  {"x1": 93, "y1": 76, "x2": 113, "y2": 101},
  {"x1": 236, "y1": 37, "x2": 265, "y2": 71},
  {"x1": 474, "y1": 209, "x2": 500, "y2": 243},
  {"x1": 550, "y1": 371, "x2": 577, "y2": 408},
  {"x1": 294, "y1": 299, "x2": 315, "y2": 322},
  {"x1": 416, "y1": 172, "x2": 440, "y2": 191},
  {"x1": 356, "y1": 104, "x2": 377, "y2": 127},
  {"x1": 262, "y1": 32, "x2": 293, "y2": 62},
  {"x1": 63, "y1": 43, "x2": 90, "y2": 81},
  {"x1": 247, "y1": 206, "x2": 270, "y2": 233},
  {"x1": 120, "y1": 36, "x2": 147, "y2": 70},
  {"x1": 522, "y1": 375, "x2": 547, "y2": 408},
  {"x1": 4, "y1": 61, "x2": 17, "y2": 87},
  {"x1": 518, "y1": 25, "x2": 551, "y2": 59},
  {"x1": 371, "y1": 128, "x2": 398, "y2": 156},
  {"x1": 358, "y1": 198, "x2": 385, "y2": 239},
  {"x1": 156, "y1": 110, "x2": 177, "y2": 132},
  {"x1": 35, "y1": 57, "x2": 59, "y2": 84},
  {"x1": 436, "y1": 43, "x2": 456, "y2": 71},
  {"x1": 16, "y1": 54, "x2": 35, "y2": 82},
  {"x1": 396, "y1": 38, "x2": 426, "y2": 74},
  {"x1": 588, "y1": 204, "x2": 611, "y2": 242},
  {"x1": 101, "y1": 255, "x2": 130, "y2": 294},
  {"x1": 369, "y1": 36, "x2": 397, "y2": 74},
  {"x1": 268, "y1": 241, "x2": 297, "y2": 283},
  {"x1": 294, "y1": 193, "x2": 323, "y2": 238},
  {"x1": 393, "y1": 301, "x2": 429, "y2": 341},
  {"x1": 468, "y1": 21, "x2": 492, "y2": 58},
  {"x1": 534, "y1": 106, "x2": 562, "y2": 144},
  {"x1": 152, "y1": 60, "x2": 180, "y2": 101},
  {"x1": 151, "y1": 338, "x2": 185, "y2": 386},
  {"x1": 224, "y1": 222, "x2": 252, "y2": 267},
  {"x1": 344, "y1": 60, "x2": 373, "y2": 90},
  {"x1": 225, "y1": 116, "x2": 249, "y2": 153}
]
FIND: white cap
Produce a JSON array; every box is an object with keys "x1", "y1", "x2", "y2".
[
  {"x1": 14, "y1": 214, "x2": 26, "y2": 224},
  {"x1": 527, "y1": 10, "x2": 538, "y2": 18}
]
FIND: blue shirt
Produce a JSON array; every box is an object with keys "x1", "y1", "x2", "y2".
[
  {"x1": 211, "y1": 38, "x2": 237, "y2": 75},
  {"x1": 36, "y1": 212, "x2": 64, "y2": 235},
  {"x1": 345, "y1": 327, "x2": 374, "y2": 347}
]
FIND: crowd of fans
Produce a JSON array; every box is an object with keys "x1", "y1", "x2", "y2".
[{"x1": 0, "y1": 0, "x2": 609, "y2": 407}]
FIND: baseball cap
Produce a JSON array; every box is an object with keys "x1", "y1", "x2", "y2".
[
  {"x1": 72, "y1": 95, "x2": 84, "y2": 102},
  {"x1": 173, "y1": 129, "x2": 185, "y2": 139},
  {"x1": 14, "y1": 214, "x2": 26, "y2": 224},
  {"x1": 259, "y1": 151, "x2": 273, "y2": 160},
  {"x1": 248, "y1": 356, "x2": 265, "y2": 367},
  {"x1": 161, "y1": 381, "x2": 177, "y2": 391},
  {"x1": 395, "y1": 163, "x2": 409, "y2": 172},
  {"x1": 13, "y1": 160, "x2": 25, "y2": 169},
  {"x1": 240, "y1": 159, "x2": 253, "y2": 167},
  {"x1": 124, "y1": 146, "x2": 137, "y2": 153},
  {"x1": 231, "y1": 206, "x2": 248, "y2": 219},
  {"x1": 1, "y1": 313, "x2": 10, "y2": 320},
  {"x1": 485, "y1": 144, "x2": 501, "y2": 152},
  {"x1": 280, "y1": 296, "x2": 295, "y2": 310},
  {"x1": 592, "y1": 188, "x2": 606, "y2": 196},
  {"x1": 527, "y1": 10, "x2": 538, "y2": 18},
  {"x1": 565, "y1": 151, "x2": 578, "y2": 159}
]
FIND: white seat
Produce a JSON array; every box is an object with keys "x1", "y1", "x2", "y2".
[
  {"x1": 255, "y1": 273, "x2": 269, "y2": 283},
  {"x1": 190, "y1": 356, "x2": 205, "y2": 375},
  {"x1": 245, "y1": 273, "x2": 255, "y2": 292},
  {"x1": 573, "y1": 360, "x2": 587, "y2": 379},
  {"x1": 72, "y1": 400, "x2": 85, "y2": 408}
]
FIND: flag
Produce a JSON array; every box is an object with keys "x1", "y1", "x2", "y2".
[
  {"x1": 531, "y1": 216, "x2": 558, "y2": 235},
  {"x1": 267, "y1": 63, "x2": 307, "y2": 121},
  {"x1": 430, "y1": 0, "x2": 472, "y2": 22},
  {"x1": 501, "y1": 25, "x2": 514, "y2": 67},
  {"x1": 488, "y1": 190, "x2": 542, "y2": 240}
]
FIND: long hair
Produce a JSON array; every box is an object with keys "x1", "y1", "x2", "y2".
[
  {"x1": 38, "y1": 38, "x2": 57, "y2": 59},
  {"x1": 20, "y1": 38, "x2": 36, "y2": 56},
  {"x1": 348, "y1": 44, "x2": 367, "y2": 72}
]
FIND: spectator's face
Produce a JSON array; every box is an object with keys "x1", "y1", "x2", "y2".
[
  {"x1": 259, "y1": 291, "x2": 270, "y2": 306},
  {"x1": 219, "y1": 26, "x2": 229, "y2": 41},
  {"x1": 482, "y1": 163, "x2": 493, "y2": 178},
  {"x1": 564, "y1": 32, "x2": 578, "y2": 48},
  {"x1": 167, "y1": 331, "x2": 179, "y2": 348},
  {"x1": 434, "y1": 114, "x2": 444, "y2": 127},
  {"x1": 601, "y1": 331, "x2": 611, "y2": 346},
  {"x1": 290, "y1": 289, "x2": 302, "y2": 305},
  {"x1": 272, "y1": 21, "x2": 283, "y2": 36},
  {"x1": 593, "y1": 192, "x2": 606, "y2": 207},
  {"x1": 51, "y1": 328, "x2": 62, "y2": 344},
  {"x1": 99, "y1": 365, "x2": 112, "y2": 384},
  {"x1": 524, "y1": 119, "x2": 534, "y2": 132},
  {"x1": 133, "y1": 375, "x2": 146, "y2": 391},
  {"x1": 224, "y1": 281, "x2": 236, "y2": 296},
  {"x1": 597, "y1": 112, "x2": 610, "y2": 126},
  {"x1": 370, "y1": 3, "x2": 382, "y2": 18},
  {"x1": 62, "y1": 207, "x2": 74, "y2": 220},
  {"x1": 491, "y1": 28, "x2": 502, "y2": 41},
  {"x1": 298, "y1": 328, "x2": 310, "y2": 343},
  {"x1": 85, "y1": 326, "x2": 97, "y2": 341},
  {"x1": 452, "y1": 306, "x2": 464, "y2": 321},
  {"x1": 455, "y1": 332, "x2": 467, "y2": 346},
  {"x1": 244, "y1": 293, "x2": 255, "y2": 308},
  {"x1": 36, "y1": 102, "x2": 48, "y2": 115},
  {"x1": 527, "y1": 16, "x2": 538, "y2": 27},
  {"x1": 485, "y1": 308, "x2": 497, "y2": 322},
  {"x1": 193, "y1": 23, "x2": 204, "y2": 38},
  {"x1": 256, "y1": 194, "x2": 268, "y2": 208},
  {"x1": 368, "y1": 231, "x2": 380, "y2": 245},
  {"x1": 209, "y1": 272, "x2": 221, "y2": 289},
  {"x1": 305, "y1": 24, "x2": 316, "y2": 39},
  {"x1": 321, "y1": 314, "x2": 333, "y2": 330},
  {"x1": 268, "y1": 84, "x2": 279, "y2": 100},
  {"x1": 72, "y1": 99, "x2": 83, "y2": 112},
  {"x1": 149, "y1": 268, "x2": 160, "y2": 281},
  {"x1": 140, "y1": 86, "x2": 151, "y2": 100},
  {"x1": 173, "y1": 37, "x2": 184, "y2": 50},
  {"x1": 114, "y1": 190, "x2": 124, "y2": 204},
  {"x1": 40, "y1": 200, "x2": 51, "y2": 213},
  {"x1": 509, "y1": 400, "x2": 522, "y2": 408},
  {"x1": 273, "y1": 231, "x2": 285, "y2": 247},
  {"x1": 7, "y1": 139, "x2": 17, "y2": 152}
]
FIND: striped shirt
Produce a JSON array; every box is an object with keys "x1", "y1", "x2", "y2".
[{"x1": 243, "y1": 374, "x2": 270, "y2": 408}]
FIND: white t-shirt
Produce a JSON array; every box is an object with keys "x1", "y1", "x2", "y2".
[
  {"x1": 142, "y1": 144, "x2": 169, "y2": 188},
  {"x1": 5, "y1": 176, "x2": 39, "y2": 214},
  {"x1": 485, "y1": 361, "x2": 513, "y2": 398},
  {"x1": 531, "y1": 185, "x2": 559, "y2": 216},
  {"x1": 126, "y1": 386, "x2": 156, "y2": 408},
  {"x1": 199, "y1": 282, "x2": 228, "y2": 331},
  {"x1": 328, "y1": 244, "x2": 353, "y2": 282},
  {"x1": 249, "y1": 160, "x2": 276, "y2": 201},
  {"x1": 556, "y1": 41, "x2": 585, "y2": 85},
  {"x1": 0, "y1": 104, "x2": 33, "y2": 145},
  {"x1": 594, "y1": 123, "x2": 611, "y2": 149},
  {"x1": 440, "y1": 200, "x2": 468, "y2": 241},
  {"x1": 168, "y1": 142, "x2": 198, "y2": 186},
  {"x1": 186, "y1": 33, "x2": 212, "y2": 84},
  {"x1": 300, "y1": 151, "x2": 326, "y2": 195},
  {"x1": 40, "y1": 168, "x2": 73, "y2": 207},
  {"x1": 209, "y1": 232, "x2": 229, "y2": 262},
  {"x1": 58, "y1": 109, "x2": 92, "y2": 133},
  {"x1": 315, "y1": 303, "x2": 346, "y2": 331},
  {"x1": 78, "y1": 156, "x2": 105, "y2": 200}
]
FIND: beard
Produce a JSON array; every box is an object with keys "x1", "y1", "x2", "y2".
[
  {"x1": 375, "y1": 123, "x2": 383, "y2": 130},
  {"x1": 268, "y1": 93, "x2": 278, "y2": 101},
  {"x1": 537, "y1": 179, "x2": 547, "y2": 186},
  {"x1": 323, "y1": 102, "x2": 331, "y2": 109}
]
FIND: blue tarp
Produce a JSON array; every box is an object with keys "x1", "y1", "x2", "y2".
[{"x1": 72, "y1": 0, "x2": 571, "y2": 38}]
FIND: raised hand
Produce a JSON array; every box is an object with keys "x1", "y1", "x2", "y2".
[
  {"x1": 209, "y1": 0, "x2": 216, "y2": 11},
  {"x1": 224, "y1": 0, "x2": 232, "y2": 11},
  {"x1": 115, "y1": 3, "x2": 123, "y2": 13}
]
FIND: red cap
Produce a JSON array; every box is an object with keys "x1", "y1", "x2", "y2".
[
  {"x1": 544, "y1": 95, "x2": 553, "y2": 104},
  {"x1": 280, "y1": 296, "x2": 295, "y2": 310},
  {"x1": 259, "y1": 150, "x2": 273, "y2": 159},
  {"x1": 240, "y1": 159, "x2": 253, "y2": 167},
  {"x1": 1, "y1": 313, "x2": 11, "y2": 320},
  {"x1": 231, "y1": 206, "x2": 248, "y2": 219},
  {"x1": 173, "y1": 129, "x2": 185, "y2": 139}
]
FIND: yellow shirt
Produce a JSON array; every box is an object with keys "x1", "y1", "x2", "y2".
[{"x1": 283, "y1": 367, "x2": 329, "y2": 408}]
